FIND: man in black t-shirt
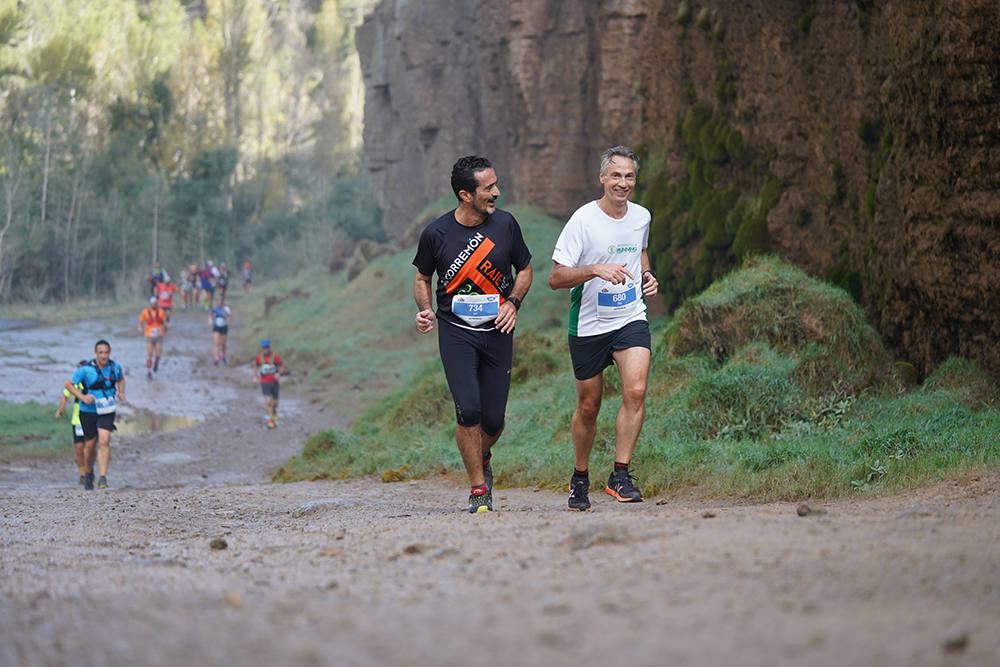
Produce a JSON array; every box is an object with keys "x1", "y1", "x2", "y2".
[{"x1": 413, "y1": 155, "x2": 533, "y2": 514}]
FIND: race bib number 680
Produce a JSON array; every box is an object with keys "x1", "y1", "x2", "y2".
[{"x1": 597, "y1": 281, "x2": 639, "y2": 320}]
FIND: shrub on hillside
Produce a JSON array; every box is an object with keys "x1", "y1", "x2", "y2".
[
  {"x1": 923, "y1": 356, "x2": 998, "y2": 407},
  {"x1": 666, "y1": 255, "x2": 890, "y2": 395}
]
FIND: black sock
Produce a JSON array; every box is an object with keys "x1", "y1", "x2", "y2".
[
  {"x1": 470, "y1": 484, "x2": 487, "y2": 496},
  {"x1": 573, "y1": 468, "x2": 588, "y2": 478},
  {"x1": 614, "y1": 461, "x2": 629, "y2": 472},
  {"x1": 482, "y1": 451, "x2": 492, "y2": 465}
]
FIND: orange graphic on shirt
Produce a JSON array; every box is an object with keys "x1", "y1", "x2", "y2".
[{"x1": 444, "y1": 238, "x2": 502, "y2": 296}]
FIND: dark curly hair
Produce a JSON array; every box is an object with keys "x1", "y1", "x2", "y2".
[{"x1": 451, "y1": 156, "x2": 493, "y2": 200}]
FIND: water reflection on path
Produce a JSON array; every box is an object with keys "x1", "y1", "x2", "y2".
[{"x1": 0, "y1": 314, "x2": 239, "y2": 431}]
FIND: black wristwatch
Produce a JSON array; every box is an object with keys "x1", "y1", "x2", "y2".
[{"x1": 507, "y1": 295, "x2": 522, "y2": 310}]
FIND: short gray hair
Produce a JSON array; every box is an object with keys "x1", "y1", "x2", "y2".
[{"x1": 600, "y1": 146, "x2": 639, "y2": 175}]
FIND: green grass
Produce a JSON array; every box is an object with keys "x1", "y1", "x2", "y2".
[
  {"x1": 1, "y1": 295, "x2": 139, "y2": 326},
  {"x1": 0, "y1": 400, "x2": 71, "y2": 460},
  {"x1": 248, "y1": 207, "x2": 1000, "y2": 501}
]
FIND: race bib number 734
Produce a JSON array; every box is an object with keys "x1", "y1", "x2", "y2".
[{"x1": 452, "y1": 294, "x2": 500, "y2": 327}]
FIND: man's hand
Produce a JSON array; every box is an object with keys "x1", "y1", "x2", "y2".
[
  {"x1": 80, "y1": 394, "x2": 95, "y2": 405},
  {"x1": 642, "y1": 270, "x2": 659, "y2": 297},
  {"x1": 592, "y1": 263, "x2": 634, "y2": 285},
  {"x1": 495, "y1": 301, "x2": 518, "y2": 334},
  {"x1": 415, "y1": 308, "x2": 436, "y2": 334}
]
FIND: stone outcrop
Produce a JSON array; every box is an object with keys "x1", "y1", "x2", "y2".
[{"x1": 356, "y1": 0, "x2": 1000, "y2": 378}]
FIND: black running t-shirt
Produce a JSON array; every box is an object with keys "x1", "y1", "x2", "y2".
[{"x1": 413, "y1": 209, "x2": 532, "y2": 331}]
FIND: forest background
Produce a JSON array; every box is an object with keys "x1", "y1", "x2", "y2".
[{"x1": 0, "y1": 0, "x2": 381, "y2": 303}]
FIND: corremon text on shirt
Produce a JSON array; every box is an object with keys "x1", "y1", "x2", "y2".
[{"x1": 443, "y1": 232, "x2": 485, "y2": 284}]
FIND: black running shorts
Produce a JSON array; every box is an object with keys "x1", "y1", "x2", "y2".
[
  {"x1": 437, "y1": 317, "x2": 513, "y2": 435},
  {"x1": 261, "y1": 381, "x2": 279, "y2": 399},
  {"x1": 79, "y1": 411, "x2": 117, "y2": 440},
  {"x1": 568, "y1": 319, "x2": 651, "y2": 381}
]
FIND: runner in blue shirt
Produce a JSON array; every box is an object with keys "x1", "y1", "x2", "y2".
[{"x1": 65, "y1": 340, "x2": 126, "y2": 490}]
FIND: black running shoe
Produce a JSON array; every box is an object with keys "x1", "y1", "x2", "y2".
[
  {"x1": 605, "y1": 468, "x2": 642, "y2": 502},
  {"x1": 468, "y1": 489, "x2": 492, "y2": 514},
  {"x1": 84, "y1": 472, "x2": 94, "y2": 491},
  {"x1": 483, "y1": 460, "x2": 493, "y2": 493},
  {"x1": 567, "y1": 475, "x2": 592, "y2": 511},
  {"x1": 97, "y1": 476, "x2": 108, "y2": 490}
]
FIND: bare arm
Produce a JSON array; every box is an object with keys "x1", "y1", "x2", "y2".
[
  {"x1": 639, "y1": 249, "x2": 659, "y2": 297},
  {"x1": 548, "y1": 261, "x2": 634, "y2": 290},
  {"x1": 495, "y1": 263, "x2": 533, "y2": 334},
  {"x1": 55, "y1": 393, "x2": 68, "y2": 418},
  {"x1": 414, "y1": 271, "x2": 436, "y2": 334},
  {"x1": 65, "y1": 379, "x2": 93, "y2": 405}
]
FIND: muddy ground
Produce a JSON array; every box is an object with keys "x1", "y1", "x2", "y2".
[{"x1": 1, "y1": 308, "x2": 999, "y2": 666}]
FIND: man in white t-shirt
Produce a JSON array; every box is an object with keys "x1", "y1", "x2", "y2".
[{"x1": 548, "y1": 145, "x2": 659, "y2": 511}]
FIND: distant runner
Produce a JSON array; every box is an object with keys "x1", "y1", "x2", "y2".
[
  {"x1": 155, "y1": 276, "x2": 179, "y2": 319},
  {"x1": 148, "y1": 261, "x2": 165, "y2": 297},
  {"x1": 216, "y1": 261, "x2": 230, "y2": 304},
  {"x1": 241, "y1": 261, "x2": 252, "y2": 294},
  {"x1": 199, "y1": 262, "x2": 216, "y2": 310},
  {"x1": 179, "y1": 265, "x2": 195, "y2": 311},
  {"x1": 64, "y1": 340, "x2": 125, "y2": 490},
  {"x1": 138, "y1": 297, "x2": 169, "y2": 380},
  {"x1": 253, "y1": 339, "x2": 283, "y2": 429},
  {"x1": 55, "y1": 360, "x2": 90, "y2": 487},
  {"x1": 210, "y1": 297, "x2": 232, "y2": 366}
]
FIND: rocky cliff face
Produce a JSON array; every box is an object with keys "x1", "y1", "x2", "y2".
[{"x1": 356, "y1": 0, "x2": 1000, "y2": 379}]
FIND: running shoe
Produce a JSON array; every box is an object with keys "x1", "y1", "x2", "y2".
[
  {"x1": 78, "y1": 474, "x2": 86, "y2": 487},
  {"x1": 468, "y1": 489, "x2": 492, "y2": 513},
  {"x1": 567, "y1": 475, "x2": 592, "y2": 511},
  {"x1": 147, "y1": 371, "x2": 153, "y2": 380},
  {"x1": 605, "y1": 468, "x2": 642, "y2": 502},
  {"x1": 97, "y1": 476, "x2": 108, "y2": 490},
  {"x1": 84, "y1": 472, "x2": 94, "y2": 490},
  {"x1": 221, "y1": 357, "x2": 227, "y2": 366},
  {"x1": 483, "y1": 459, "x2": 493, "y2": 493},
  {"x1": 267, "y1": 418, "x2": 276, "y2": 429}
]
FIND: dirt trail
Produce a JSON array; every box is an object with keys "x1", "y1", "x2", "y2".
[{"x1": 2, "y1": 308, "x2": 999, "y2": 666}]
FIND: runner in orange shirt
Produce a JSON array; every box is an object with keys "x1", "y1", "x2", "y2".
[{"x1": 138, "y1": 297, "x2": 169, "y2": 380}]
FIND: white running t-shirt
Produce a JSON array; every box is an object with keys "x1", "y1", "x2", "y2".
[{"x1": 552, "y1": 200, "x2": 651, "y2": 337}]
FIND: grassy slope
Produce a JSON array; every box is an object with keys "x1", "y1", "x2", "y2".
[
  {"x1": 0, "y1": 400, "x2": 72, "y2": 460},
  {"x1": 241, "y1": 207, "x2": 1000, "y2": 500}
]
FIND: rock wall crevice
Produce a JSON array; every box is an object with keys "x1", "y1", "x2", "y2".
[{"x1": 357, "y1": 0, "x2": 1000, "y2": 378}]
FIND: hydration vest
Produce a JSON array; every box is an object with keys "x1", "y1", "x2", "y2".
[{"x1": 83, "y1": 359, "x2": 121, "y2": 397}]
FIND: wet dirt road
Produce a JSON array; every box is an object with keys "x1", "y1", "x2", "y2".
[{"x1": 2, "y1": 310, "x2": 999, "y2": 666}]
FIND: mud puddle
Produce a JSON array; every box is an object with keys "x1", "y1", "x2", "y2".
[{"x1": 0, "y1": 314, "x2": 238, "y2": 420}]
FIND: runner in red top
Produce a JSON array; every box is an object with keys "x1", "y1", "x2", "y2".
[
  {"x1": 155, "y1": 276, "x2": 179, "y2": 319},
  {"x1": 253, "y1": 339, "x2": 284, "y2": 429}
]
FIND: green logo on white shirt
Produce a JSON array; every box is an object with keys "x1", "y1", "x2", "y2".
[{"x1": 608, "y1": 244, "x2": 638, "y2": 254}]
